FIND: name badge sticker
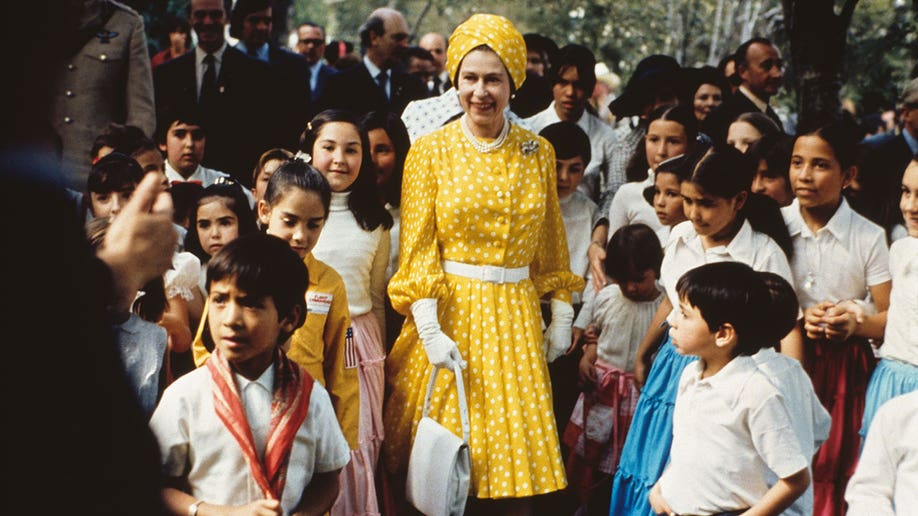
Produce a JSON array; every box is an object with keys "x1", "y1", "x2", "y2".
[{"x1": 306, "y1": 292, "x2": 333, "y2": 314}]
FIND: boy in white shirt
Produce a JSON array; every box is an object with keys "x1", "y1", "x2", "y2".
[
  {"x1": 649, "y1": 262, "x2": 810, "y2": 516},
  {"x1": 150, "y1": 233, "x2": 350, "y2": 515}
]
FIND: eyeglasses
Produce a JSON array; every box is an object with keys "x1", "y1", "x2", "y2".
[
  {"x1": 299, "y1": 38, "x2": 325, "y2": 46},
  {"x1": 191, "y1": 9, "x2": 224, "y2": 21}
]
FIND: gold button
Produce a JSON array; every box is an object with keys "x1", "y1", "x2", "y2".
[
  {"x1": 64, "y1": 116, "x2": 73, "y2": 124},
  {"x1": 65, "y1": 90, "x2": 74, "y2": 98},
  {"x1": 67, "y1": 63, "x2": 75, "y2": 71},
  {"x1": 100, "y1": 53, "x2": 108, "y2": 61}
]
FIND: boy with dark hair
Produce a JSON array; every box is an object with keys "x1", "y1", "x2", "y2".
[
  {"x1": 149, "y1": 233, "x2": 350, "y2": 515},
  {"x1": 650, "y1": 261, "x2": 810, "y2": 516}
]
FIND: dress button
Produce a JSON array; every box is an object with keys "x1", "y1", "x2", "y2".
[
  {"x1": 64, "y1": 116, "x2": 73, "y2": 124},
  {"x1": 67, "y1": 63, "x2": 76, "y2": 71},
  {"x1": 65, "y1": 90, "x2": 75, "y2": 98},
  {"x1": 496, "y1": 191, "x2": 503, "y2": 198},
  {"x1": 100, "y1": 53, "x2": 108, "y2": 61}
]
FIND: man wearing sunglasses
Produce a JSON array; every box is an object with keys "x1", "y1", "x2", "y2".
[{"x1": 314, "y1": 7, "x2": 428, "y2": 117}]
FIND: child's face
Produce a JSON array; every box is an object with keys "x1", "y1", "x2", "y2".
[
  {"x1": 252, "y1": 158, "x2": 285, "y2": 207},
  {"x1": 260, "y1": 188, "x2": 326, "y2": 259},
  {"x1": 726, "y1": 121, "x2": 762, "y2": 153},
  {"x1": 208, "y1": 278, "x2": 295, "y2": 380},
  {"x1": 751, "y1": 158, "x2": 793, "y2": 207},
  {"x1": 312, "y1": 122, "x2": 362, "y2": 192},
  {"x1": 789, "y1": 134, "x2": 853, "y2": 211},
  {"x1": 619, "y1": 268, "x2": 659, "y2": 302},
  {"x1": 367, "y1": 128, "x2": 396, "y2": 189},
  {"x1": 90, "y1": 185, "x2": 135, "y2": 219},
  {"x1": 653, "y1": 171, "x2": 686, "y2": 226},
  {"x1": 197, "y1": 198, "x2": 240, "y2": 257},
  {"x1": 901, "y1": 161, "x2": 918, "y2": 238},
  {"x1": 161, "y1": 122, "x2": 206, "y2": 177},
  {"x1": 646, "y1": 119, "x2": 688, "y2": 170},
  {"x1": 556, "y1": 156, "x2": 585, "y2": 199},
  {"x1": 681, "y1": 181, "x2": 744, "y2": 240},
  {"x1": 670, "y1": 298, "x2": 716, "y2": 357}
]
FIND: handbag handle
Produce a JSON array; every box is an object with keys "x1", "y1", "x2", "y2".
[{"x1": 422, "y1": 364, "x2": 471, "y2": 444}]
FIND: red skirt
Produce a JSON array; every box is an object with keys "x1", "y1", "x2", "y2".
[{"x1": 804, "y1": 336, "x2": 876, "y2": 516}]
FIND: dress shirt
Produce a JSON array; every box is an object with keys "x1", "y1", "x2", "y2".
[
  {"x1": 525, "y1": 102, "x2": 617, "y2": 182},
  {"x1": 363, "y1": 55, "x2": 389, "y2": 99},
  {"x1": 234, "y1": 41, "x2": 269, "y2": 62}
]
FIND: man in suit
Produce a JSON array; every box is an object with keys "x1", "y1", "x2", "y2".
[
  {"x1": 419, "y1": 32, "x2": 450, "y2": 95},
  {"x1": 296, "y1": 22, "x2": 337, "y2": 101},
  {"x1": 230, "y1": 0, "x2": 310, "y2": 150},
  {"x1": 51, "y1": 0, "x2": 155, "y2": 191},
  {"x1": 314, "y1": 7, "x2": 428, "y2": 117},
  {"x1": 153, "y1": 0, "x2": 272, "y2": 186},
  {"x1": 703, "y1": 37, "x2": 785, "y2": 143}
]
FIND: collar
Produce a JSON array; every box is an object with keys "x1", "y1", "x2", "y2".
[
  {"x1": 903, "y1": 126, "x2": 918, "y2": 155},
  {"x1": 164, "y1": 160, "x2": 202, "y2": 182},
  {"x1": 364, "y1": 55, "x2": 385, "y2": 79},
  {"x1": 739, "y1": 85, "x2": 769, "y2": 113},
  {"x1": 195, "y1": 42, "x2": 228, "y2": 67},
  {"x1": 234, "y1": 361, "x2": 275, "y2": 392},
  {"x1": 679, "y1": 218, "x2": 756, "y2": 264},
  {"x1": 784, "y1": 197, "x2": 854, "y2": 247},
  {"x1": 684, "y1": 355, "x2": 757, "y2": 409},
  {"x1": 309, "y1": 60, "x2": 323, "y2": 75},
  {"x1": 235, "y1": 41, "x2": 269, "y2": 62},
  {"x1": 330, "y1": 190, "x2": 350, "y2": 211},
  {"x1": 303, "y1": 253, "x2": 320, "y2": 286}
]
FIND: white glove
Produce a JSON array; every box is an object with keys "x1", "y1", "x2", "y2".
[
  {"x1": 544, "y1": 299, "x2": 575, "y2": 363},
  {"x1": 411, "y1": 298, "x2": 466, "y2": 370}
]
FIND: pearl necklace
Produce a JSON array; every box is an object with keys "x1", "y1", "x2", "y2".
[{"x1": 460, "y1": 114, "x2": 509, "y2": 153}]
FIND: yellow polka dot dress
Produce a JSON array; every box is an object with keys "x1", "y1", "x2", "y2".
[{"x1": 383, "y1": 120, "x2": 585, "y2": 499}]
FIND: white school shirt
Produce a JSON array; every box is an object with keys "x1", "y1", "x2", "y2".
[
  {"x1": 524, "y1": 102, "x2": 617, "y2": 180},
  {"x1": 753, "y1": 347, "x2": 832, "y2": 516},
  {"x1": 660, "y1": 356, "x2": 809, "y2": 515},
  {"x1": 660, "y1": 220, "x2": 794, "y2": 319},
  {"x1": 782, "y1": 198, "x2": 890, "y2": 308},
  {"x1": 312, "y1": 191, "x2": 390, "y2": 326},
  {"x1": 845, "y1": 390, "x2": 918, "y2": 515},
  {"x1": 164, "y1": 161, "x2": 256, "y2": 209},
  {"x1": 559, "y1": 190, "x2": 597, "y2": 305},
  {"x1": 605, "y1": 171, "x2": 662, "y2": 237},
  {"x1": 880, "y1": 236, "x2": 918, "y2": 365},
  {"x1": 149, "y1": 364, "x2": 351, "y2": 513}
]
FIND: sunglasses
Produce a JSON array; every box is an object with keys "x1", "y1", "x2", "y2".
[{"x1": 299, "y1": 38, "x2": 325, "y2": 46}]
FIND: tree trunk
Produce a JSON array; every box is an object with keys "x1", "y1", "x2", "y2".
[{"x1": 783, "y1": 0, "x2": 858, "y2": 132}]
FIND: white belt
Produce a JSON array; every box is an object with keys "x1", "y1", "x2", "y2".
[{"x1": 442, "y1": 260, "x2": 529, "y2": 284}]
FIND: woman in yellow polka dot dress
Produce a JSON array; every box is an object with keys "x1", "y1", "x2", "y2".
[{"x1": 382, "y1": 13, "x2": 585, "y2": 510}]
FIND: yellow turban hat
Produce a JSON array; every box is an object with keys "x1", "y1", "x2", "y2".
[{"x1": 446, "y1": 14, "x2": 527, "y2": 91}]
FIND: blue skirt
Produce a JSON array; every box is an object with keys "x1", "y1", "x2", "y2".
[
  {"x1": 609, "y1": 335, "x2": 697, "y2": 516},
  {"x1": 860, "y1": 358, "x2": 918, "y2": 440}
]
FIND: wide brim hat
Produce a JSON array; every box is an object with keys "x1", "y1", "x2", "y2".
[{"x1": 609, "y1": 54, "x2": 681, "y2": 118}]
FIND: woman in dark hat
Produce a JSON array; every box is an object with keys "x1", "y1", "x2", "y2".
[{"x1": 680, "y1": 65, "x2": 731, "y2": 124}]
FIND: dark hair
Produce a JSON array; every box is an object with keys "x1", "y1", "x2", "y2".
[
  {"x1": 757, "y1": 271, "x2": 799, "y2": 345},
  {"x1": 550, "y1": 44, "x2": 597, "y2": 95},
  {"x1": 325, "y1": 40, "x2": 355, "y2": 67},
  {"x1": 300, "y1": 109, "x2": 393, "y2": 231},
  {"x1": 849, "y1": 142, "x2": 906, "y2": 243},
  {"x1": 731, "y1": 112, "x2": 781, "y2": 145},
  {"x1": 252, "y1": 148, "x2": 295, "y2": 185},
  {"x1": 358, "y1": 15, "x2": 384, "y2": 49},
  {"x1": 681, "y1": 65, "x2": 732, "y2": 111},
  {"x1": 401, "y1": 45, "x2": 435, "y2": 64},
  {"x1": 747, "y1": 132, "x2": 793, "y2": 181},
  {"x1": 625, "y1": 103, "x2": 698, "y2": 182},
  {"x1": 734, "y1": 37, "x2": 775, "y2": 69},
  {"x1": 183, "y1": 183, "x2": 258, "y2": 263},
  {"x1": 155, "y1": 109, "x2": 206, "y2": 144},
  {"x1": 675, "y1": 261, "x2": 771, "y2": 356},
  {"x1": 87, "y1": 152, "x2": 145, "y2": 193},
  {"x1": 604, "y1": 223, "x2": 664, "y2": 283},
  {"x1": 690, "y1": 145, "x2": 793, "y2": 259},
  {"x1": 120, "y1": 133, "x2": 160, "y2": 160},
  {"x1": 642, "y1": 142, "x2": 712, "y2": 206},
  {"x1": 539, "y1": 121, "x2": 591, "y2": 164},
  {"x1": 796, "y1": 117, "x2": 861, "y2": 170},
  {"x1": 716, "y1": 53, "x2": 740, "y2": 87},
  {"x1": 359, "y1": 110, "x2": 410, "y2": 208},
  {"x1": 90, "y1": 123, "x2": 148, "y2": 161},
  {"x1": 170, "y1": 182, "x2": 204, "y2": 227},
  {"x1": 206, "y1": 233, "x2": 309, "y2": 334},
  {"x1": 229, "y1": 0, "x2": 271, "y2": 40},
  {"x1": 263, "y1": 158, "x2": 332, "y2": 218},
  {"x1": 523, "y1": 33, "x2": 559, "y2": 71},
  {"x1": 298, "y1": 21, "x2": 325, "y2": 34},
  {"x1": 165, "y1": 14, "x2": 190, "y2": 36}
]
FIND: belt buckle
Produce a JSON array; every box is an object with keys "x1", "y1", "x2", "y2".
[{"x1": 480, "y1": 265, "x2": 505, "y2": 284}]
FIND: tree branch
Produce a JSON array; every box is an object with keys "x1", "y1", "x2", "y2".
[{"x1": 840, "y1": 0, "x2": 859, "y2": 28}]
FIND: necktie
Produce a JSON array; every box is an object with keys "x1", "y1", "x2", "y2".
[
  {"x1": 200, "y1": 54, "x2": 217, "y2": 106},
  {"x1": 432, "y1": 75, "x2": 442, "y2": 95},
  {"x1": 376, "y1": 70, "x2": 389, "y2": 100}
]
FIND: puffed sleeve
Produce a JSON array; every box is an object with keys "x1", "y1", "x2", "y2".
[
  {"x1": 386, "y1": 134, "x2": 449, "y2": 315},
  {"x1": 528, "y1": 135, "x2": 585, "y2": 303}
]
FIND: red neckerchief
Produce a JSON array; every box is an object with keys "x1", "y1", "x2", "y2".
[{"x1": 207, "y1": 347, "x2": 315, "y2": 499}]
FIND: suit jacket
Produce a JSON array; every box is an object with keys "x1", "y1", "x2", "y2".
[
  {"x1": 855, "y1": 131, "x2": 914, "y2": 234},
  {"x1": 312, "y1": 62, "x2": 337, "y2": 101},
  {"x1": 51, "y1": 0, "x2": 155, "y2": 190},
  {"x1": 154, "y1": 46, "x2": 273, "y2": 185},
  {"x1": 267, "y1": 45, "x2": 311, "y2": 151},
  {"x1": 314, "y1": 61, "x2": 428, "y2": 118},
  {"x1": 702, "y1": 89, "x2": 783, "y2": 144}
]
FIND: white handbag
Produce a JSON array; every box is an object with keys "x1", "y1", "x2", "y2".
[{"x1": 406, "y1": 363, "x2": 471, "y2": 516}]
